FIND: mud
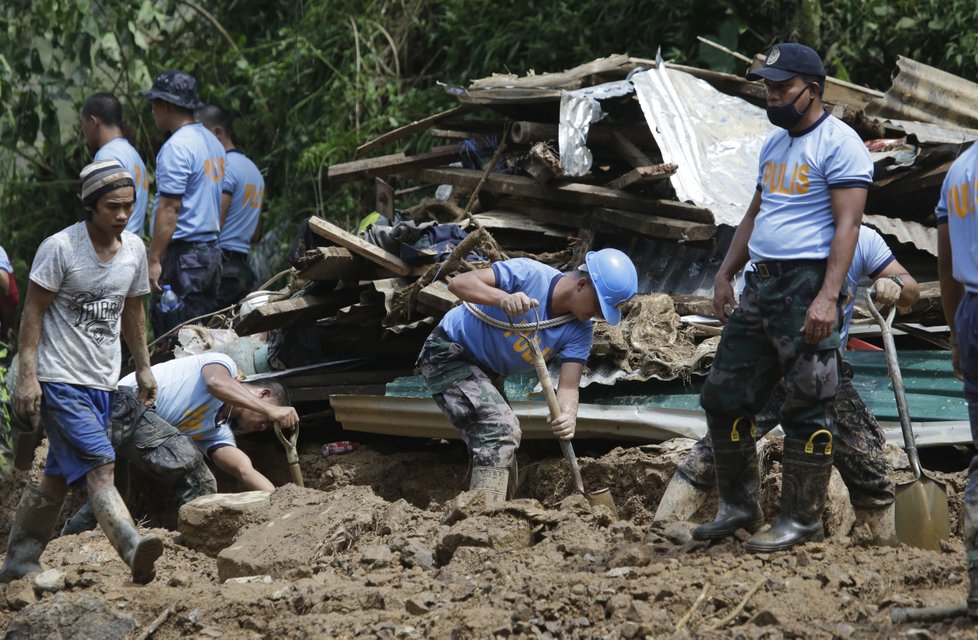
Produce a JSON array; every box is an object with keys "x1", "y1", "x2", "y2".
[{"x1": 0, "y1": 435, "x2": 974, "y2": 639}]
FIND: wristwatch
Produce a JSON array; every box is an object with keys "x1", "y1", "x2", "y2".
[{"x1": 887, "y1": 274, "x2": 905, "y2": 290}]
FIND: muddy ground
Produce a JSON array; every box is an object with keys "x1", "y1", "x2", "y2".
[{"x1": 0, "y1": 433, "x2": 974, "y2": 639}]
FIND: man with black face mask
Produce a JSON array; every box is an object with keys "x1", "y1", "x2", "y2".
[{"x1": 693, "y1": 43, "x2": 873, "y2": 553}]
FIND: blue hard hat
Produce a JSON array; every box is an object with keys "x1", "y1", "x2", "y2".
[{"x1": 583, "y1": 248, "x2": 638, "y2": 325}]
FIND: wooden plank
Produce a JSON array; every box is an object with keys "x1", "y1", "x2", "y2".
[
  {"x1": 672, "y1": 295, "x2": 715, "y2": 317},
  {"x1": 355, "y1": 105, "x2": 474, "y2": 158},
  {"x1": 296, "y1": 247, "x2": 361, "y2": 282},
  {"x1": 235, "y1": 291, "x2": 359, "y2": 336},
  {"x1": 328, "y1": 144, "x2": 463, "y2": 184},
  {"x1": 604, "y1": 163, "x2": 678, "y2": 191},
  {"x1": 592, "y1": 208, "x2": 715, "y2": 242},
  {"x1": 417, "y1": 281, "x2": 458, "y2": 313},
  {"x1": 473, "y1": 210, "x2": 568, "y2": 239},
  {"x1": 421, "y1": 168, "x2": 714, "y2": 224},
  {"x1": 375, "y1": 178, "x2": 394, "y2": 218},
  {"x1": 610, "y1": 131, "x2": 652, "y2": 169},
  {"x1": 500, "y1": 200, "x2": 589, "y2": 228},
  {"x1": 307, "y1": 216, "x2": 412, "y2": 276},
  {"x1": 469, "y1": 55, "x2": 631, "y2": 90}
]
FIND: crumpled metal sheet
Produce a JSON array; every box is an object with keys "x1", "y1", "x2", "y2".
[
  {"x1": 558, "y1": 79, "x2": 634, "y2": 177},
  {"x1": 881, "y1": 118, "x2": 978, "y2": 144},
  {"x1": 862, "y1": 213, "x2": 938, "y2": 256},
  {"x1": 867, "y1": 56, "x2": 978, "y2": 130},
  {"x1": 632, "y1": 58, "x2": 774, "y2": 226}
]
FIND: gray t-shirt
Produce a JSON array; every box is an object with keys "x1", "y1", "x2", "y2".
[{"x1": 31, "y1": 222, "x2": 150, "y2": 390}]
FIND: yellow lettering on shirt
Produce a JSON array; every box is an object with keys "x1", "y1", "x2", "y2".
[
  {"x1": 178, "y1": 404, "x2": 209, "y2": 433},
  {"x1": 763, "y1": 161, "x2": 811, "y2": 195},
  {"x1": 204, "y1": 158, "x2": 226, "y2": 183},
  {"x1": 242, "y1": 183, "x2": 264, "y2": 209}
]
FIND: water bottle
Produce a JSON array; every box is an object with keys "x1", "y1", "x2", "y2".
[
  {"x1": 159, "y1": 285, "x2": 182, "y2": 313},
  {"x1": 321, "y1": 441, "x2": 358, "y2": 457}
]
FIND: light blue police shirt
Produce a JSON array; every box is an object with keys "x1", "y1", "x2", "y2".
[
  {"x1": 220, "y1": 150, "x2": 265, "y2": 253},
  {"x1": 936, "y1": 142, "x2": 978, "y2": 292},
  {"x1": 153, "y1": 123, "x2": 226, "y2": 243}
]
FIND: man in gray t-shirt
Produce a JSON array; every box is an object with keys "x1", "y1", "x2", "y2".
[{"x1": 1, "y1": 160, "x2": 163, "y2": 585}]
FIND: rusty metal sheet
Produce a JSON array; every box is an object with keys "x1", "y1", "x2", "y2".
[
  {"x1": 867, "y1": 57, "x2": 978, "y2": 130},
  {"x1": 862, "y1": 213, "x2": 937, "y2": 256}
]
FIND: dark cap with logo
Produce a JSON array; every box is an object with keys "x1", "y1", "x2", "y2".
[
  {"x1": 140, "y1": 70, "x2": 203, "y2": 110},
  {"x1": 746, "y1": 43, "x2": 825, "y2": 82}
]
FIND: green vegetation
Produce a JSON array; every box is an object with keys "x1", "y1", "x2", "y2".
[{"x1": 1, "y1": 0, "x2": 976, "y2": 283}]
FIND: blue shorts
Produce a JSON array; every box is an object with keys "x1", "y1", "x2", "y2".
[{"x1": 41, "y1": 382, "x2": 114, "y2": 486}]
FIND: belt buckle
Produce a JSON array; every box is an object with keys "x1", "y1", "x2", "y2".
[{"x1": 757, "y1": 263, "x2": 770, "y2": 278}]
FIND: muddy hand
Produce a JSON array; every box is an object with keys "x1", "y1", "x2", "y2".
[
  {"x1": 13, "y1": 376, "x2": 42, "y2": 418},
  {"x1": 267, "y1": 405, "x2": 299, "y2": 430},
  {"x1": 713, "y1": 277, "x2": 737, "y2": 323},
  {"x1": 135, "y1": 367, "x2": 158, "y2": 406},
  {"x1": 802, "y1": 294, "x2": 836, "y2": 344},
  {"x1": 550, "y1": 412, "x2": 576, "y2": 440},
  {"x1": 501, "y1": 292, "x2": 539, "y2": 317}
]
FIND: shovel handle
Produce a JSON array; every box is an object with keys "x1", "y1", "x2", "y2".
[
  {"x1": 865, "y1": 292, "x2": 923, "y2": 480},
  {"x1": 528, "y1": 341, "x2": 587, "y2": 495},
  {"x1": 273, "y1": 422, "x2": 304, "y2": 487}
]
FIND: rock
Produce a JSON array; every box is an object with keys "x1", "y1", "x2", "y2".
[
  {"x1": 660, "y1": 521, "x2": 693, "y2": 545},
  {"x1": 605, "y1": 593, "x2": 633, "y2": 619},
  {"x1": 224, "y1": 575, "x2": 273, "y2": 584},
  {"x1": 546, "y1": 517, "x2": 606, "y2": 557},
  {"x1": 608, "y1": 543, "x2": 655, "y2": 568},
  {"x1": 834, "y1": 622, "x2": 856, "y2": 639},
  {"x1": 436, "y1": 515, "x2": 532, "y2": 564},
  {"x1": 405, "y1": 592, "x2": 435, "y2": 615},
  {"x1": 33, "y1": 569, "x2": 65, "y2": 594},
  {"x1": 441, "y1": 491, "x2": 490, "y2": 525},
  {"x1": 795, "y1": 549, "x2": 810, "y2": 567},
  {"x1": 178, "y1": 491, "x2": 272, "y2": 556},
  {"x1": 750, "y1": 609, "x2": 780, "y2": 626},
  {"x1": 390, "y1": 536, "x2": 435, "y2": 571},
  {"x1": 5, "y1": 593, "x2": 135, "y2": 640},
  {"x1": 217, "y1": 486, "x2": 388, "y2": 581},
  {"x1": 167, "y1": 571, "x2": 193, "y2": 588},
  {"x1": 609, "y1": 521, "x2": 643, "y2": 542},
  {"x1": 5, "y1": 579, "x2": 37, "y2": 611},
  {"x1": 620, "y1": 621, "x2": 641, "y2": 639},
  {"x1": 361, "y1": 544, "x2": 396, "y2": 568},
  {"x1": 625, "y1": 600, "x2": 655, "y2": 622},
  {"x1": 825, "y1": 468, "x2": 856, "y2": 537}
]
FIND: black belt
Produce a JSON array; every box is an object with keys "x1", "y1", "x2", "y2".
[{"x1": 752, "y1": 259, "x2": 825, "y2": 278}]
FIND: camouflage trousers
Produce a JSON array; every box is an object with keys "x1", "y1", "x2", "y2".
[
  {"x1": 151, "y1": 240, "x2": 223, "y2": 338},
  {"x1": 680, "y1": 366, "x2": 895, "y2": 509},
  {"x1": 418, "y1": 328, "x2": 520, "y2": 467},
  {"x1": 955, "y1": 293, "x2": 978, "y2": 560},
  {"x1": 61, "y1": 387, "x2": 218, "y2": 535},
  {"x1": 217, "y1": 250, "x2": 256, "y2": 309},
  {"x1": 700, "y1": 263, "x2": 845, "y2": 442}
]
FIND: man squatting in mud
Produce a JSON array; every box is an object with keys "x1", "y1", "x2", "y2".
[
  {"x1": 657, "y1": 225, "x2": 919, "y2": 545},
  {"x1": 1, "y1": 160, "x2": 164, "y2": 584},
  {"x1": 417, "y1": 250, "x2": 638, "y2": 503},
  {"x1": 692, "y1": 43, "x2": 875, "y2": 553},
  {"x1": 59, "y1": 352, "x2": 299, "y2": 536},
  {"x1": 936, "y1": 131, "x2": 978, "y2": 617}
]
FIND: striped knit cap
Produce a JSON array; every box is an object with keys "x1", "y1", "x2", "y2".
[{"x1": 79, "y1": 159, "x2": 134, "y2": 206}]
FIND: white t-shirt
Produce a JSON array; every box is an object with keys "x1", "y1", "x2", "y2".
[
  {"x1": 31, "y1": 223, "x2": 149, "y2": 390},
  {"x1": 119, "y1": 352, "x2": 236, "y2": 453}
]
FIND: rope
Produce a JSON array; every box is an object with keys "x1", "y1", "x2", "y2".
[{"x1": 462, "y1": 301, "x2": 575, "y2": 331}]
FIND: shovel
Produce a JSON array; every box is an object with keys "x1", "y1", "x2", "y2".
[
  {"x1": 526, "y1": 341, "x2": 618, "y2": 519},
  {"x1": 273, "y1": 422, "x2": 304, "y2": 487},
  {"x1": 865, "y1": 292, "x2": 950, "y2": 550}
]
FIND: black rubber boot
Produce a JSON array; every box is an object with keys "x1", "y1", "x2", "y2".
[
  {"x1": 0, "y1": 485, "x2": 64, "y2": 583},
  {"x1": 746, "y1": 437, "x2": 833, "y2": 553},
  {"x1": 692, "y1": 424, "x2": 763, "y2": 541}
]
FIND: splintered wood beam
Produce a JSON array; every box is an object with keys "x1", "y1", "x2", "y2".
[
  {"x1": 592, "y1": 208, "x2": 715, "y2": 242},
  {"x1": 421, "y1": 168, "x2": 714, "y2": 224},
  {"x1": 328, "y1": 144, "x2": 464, "y2": 184},
  {"x1": 603, "y1": 163, "x2": 678, "y2": 191},
  {"x1": 610, "y1": 131, "x2": 653, "y2": 169},
  {"x1": 417, "y1": 281, "x2": 459, "y2": 313},
  {"x1": 296, "y1": 247, "x2": 360, "y2": 282},
  {"x1": 235, "y1": 290, "x2": 360, "y2": 335},
  {"x1": 354, "y1": 105, "x2": 474, "y2": 158},
  {"x1": 307, "y1": 216, "x2": 412, "y2": 276}
]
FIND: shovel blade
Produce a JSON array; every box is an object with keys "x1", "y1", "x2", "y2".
[
  {"x1": 894, "y1": 477, "x2": 950, "y2": 551},
  {"x1": 585, "y1": 488, "x2": 618, "y2": 520}
]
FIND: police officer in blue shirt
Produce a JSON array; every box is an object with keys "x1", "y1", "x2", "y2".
[
  {"x1": 937, "y1": 140, "x2": 978, "y2": 617},
  {"x1": 141, "y1": 71, "x2": 227, "y2": 337},
  {"x1": 80, "y1": 93, "x2": 151, "y2": 237},
  {"x1": 694, "y1": 43, "x2": 874, "y2": 553},
  {"x1": 195, "y1": 104, "x2": 265, "y2": 308}
]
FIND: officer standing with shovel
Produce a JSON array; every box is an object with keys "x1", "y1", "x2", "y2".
[{"x1": 417, "y1": 250, "x2": 637, "y2": 504}]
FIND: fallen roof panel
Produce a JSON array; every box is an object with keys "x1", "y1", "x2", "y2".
[{"x1": 867, "y1": 56, "x2": 978, "y2": 130}]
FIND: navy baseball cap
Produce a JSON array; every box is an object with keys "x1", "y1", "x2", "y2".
[
  {"x1": 746, "y1": 43, "x2": 825, "y2": 82},
  {"x1": 140, "y1": 70, "x2": 203, "y2": 110}
]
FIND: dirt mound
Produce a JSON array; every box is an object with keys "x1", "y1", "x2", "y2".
[{"x1": 0, "y1": 439, "x2": 972, "y2": 638}]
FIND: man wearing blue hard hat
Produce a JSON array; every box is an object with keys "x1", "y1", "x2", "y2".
[
  {"x1": 694, "y1": 43, "x2": 873, "y2": 552},
  {"x1": 417, "y1": 250, "x2": 638, "y2": 503}
]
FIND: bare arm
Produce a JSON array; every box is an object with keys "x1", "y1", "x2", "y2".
[
  {"x1": 13, "y1": 282, "x2": 55, "y2": 417},
  {"x1": 938, "y1": 223, "x2": 964, "y2": 377},
  {"x1": 714, "y1": 189, "x2": 762, "y2": 322},
  {"x1": 209, "y1": 446, "x2": 274, "y2": 491},
  {"x1": 148, "y1": 195, "x2": 181, "y2": 293},
  {"x1": 121, "y1": 295, "x2": 157, "y2": 405},
  {"x1": 447, "y1": 267, "x2": 537, "y2": 317},
  {"x1": 202, "y1": 363, "x2": 299, "y2": 428},
  {"x1": 550, "y1": 362, "x2": 583, "y2": 440},
  {"x1": 251, "y1": 217, "x2": 263, "y2": 244},
  {"x1": 219, "y1": 193, "x2": 231, "y2": 228},
  {"x1": 803, "y1": 187, "x2": 864, "y2": 344},
  {"x1": 0, "y1": 270, "x2": 9, "y2": 298}
]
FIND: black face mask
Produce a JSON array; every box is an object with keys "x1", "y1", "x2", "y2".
[{"x1": 767, "y1": 85, "x2": 815, "y2": 130}]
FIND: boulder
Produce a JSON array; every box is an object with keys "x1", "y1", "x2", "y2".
[
  {"x1": 5, "y1": 593, "x2": 135, "y2": 640},
  {"x1": 178, "y1": 491, "x2": 272, "y2": 556}
]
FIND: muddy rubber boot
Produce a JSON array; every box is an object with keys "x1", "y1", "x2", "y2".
[
  {"x1": 470, "y1": 466, "x2": 509, "y2": 506},
  {"x1": 968, "y1": 559, "x2": 978, "y2": 619},
  {"x1": 853, "y1": 503, "x2": 898, "y2": 547},
  {"x1": 90, "y1": 486, "x2": 163, "y2": 584},
  {"x1": 746, "y1": 437, "x2": 832, "y2": 553},
  {"x1": 654, "y1": 472, "x2": 710, "y2": 522},
  {"x1": 507, "y1": 457, "x2": 519, "y2": 500},
  {"x1": 0, "y1": 485, "x2": 64, "y2": 583},
  {"x1": 692, "y1": 434, "x2": 763, "y2": 540}
]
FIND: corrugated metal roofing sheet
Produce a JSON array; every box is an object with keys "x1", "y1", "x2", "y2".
[
  {"x1": 868, "y1": 57, "x2": 978, "y2": 130},
  {"x1": 862, "y1": 213, "x2": 938, "y2": 256}
]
